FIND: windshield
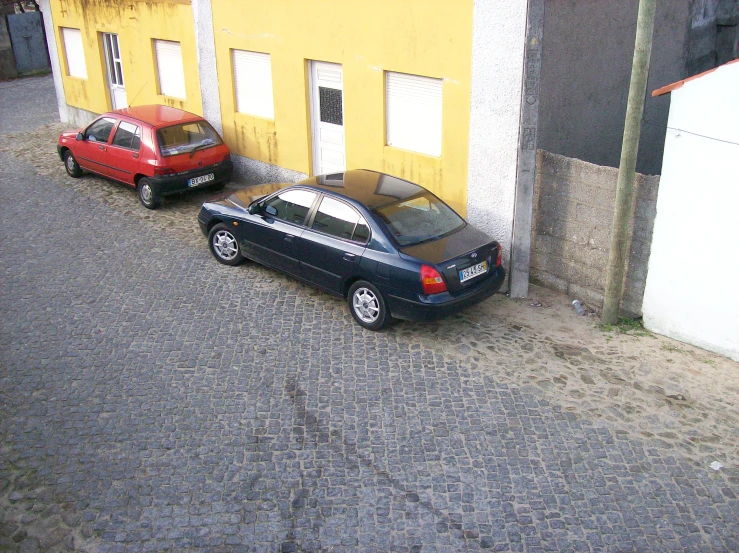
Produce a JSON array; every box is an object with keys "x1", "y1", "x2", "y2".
[
  {"x1": 373, "y1": 192, "x2": 465, "y2": 246},
  {"x1": 156, "y1": 121, "x2": 223, "y2": 157}
]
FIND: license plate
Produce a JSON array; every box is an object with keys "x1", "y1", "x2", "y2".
[
  {"x1": 188, "y1": 173, "x2": 215, "y2": 187},
  {"x1": 459, "y1": 260, "x2": 488, "y2": 283}
]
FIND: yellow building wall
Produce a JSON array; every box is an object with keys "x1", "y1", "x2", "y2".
[
  {"x1": 212, "y1": 0, "x2": 474, "y2": 215},
  {"x1": 50, "y1": 0, "x2": 202, "y2": 117}
]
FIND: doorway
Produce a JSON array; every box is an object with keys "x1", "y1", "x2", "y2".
[
  {"x1": 309, "y1": 61, "x2": 346, "y2": 175},
  {"x1": 102, "y1": 33, "x2": 127, "y2": 110}
]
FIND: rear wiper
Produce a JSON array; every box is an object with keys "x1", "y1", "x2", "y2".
[{"x1": 189, "y1": 143, "x2": 210, "y2": 158}]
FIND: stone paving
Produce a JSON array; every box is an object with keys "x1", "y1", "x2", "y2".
[{"x1": 1, "y1": 76, "x2": 739, "y2": 552}]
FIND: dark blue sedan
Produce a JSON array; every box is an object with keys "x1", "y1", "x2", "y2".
[{"x1": 198, "y1": 170, "x2": 505, "y2": 330}]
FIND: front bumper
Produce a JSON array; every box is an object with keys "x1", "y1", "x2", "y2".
[
  {"x1": 386, "y1": 265, "x2": 506, "y2": 322},
  {"x1": 150, "y1": 160, "x2": 233, "y2": 197}
]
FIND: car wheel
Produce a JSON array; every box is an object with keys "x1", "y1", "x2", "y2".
[
  {"x1": 63, "y1": 151, "x2": 83, "y2": 178},
  {"x1": 208, "y1": 223, "x2": 244, "y2": 266},
  {"x1": 348, "y1": 280, "x2": 391, "y2": 331},
  {"x1": 137, "y1": 178, "x2": 161, "y2": 210}
]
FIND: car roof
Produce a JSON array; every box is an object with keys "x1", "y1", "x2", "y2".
[
  {"x1": 109, "y1": 105, "x2": 204, "y2": 128},
  {"x1": 299, "y1": 170, "x2": 426, "y2": 210}
]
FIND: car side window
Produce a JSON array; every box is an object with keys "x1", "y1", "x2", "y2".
[
  {"x1": 263, "y1": 189, "x2": 317, "y2": 225},
  {"x1": 111, "y1": 121, "x2": 141, "y2": 150},
  {"x1": 85, "y1": 117, "x2": 116, "y2": 143},
  {"x1": 312, "y1": 196, "x2": 369, "y2": 243}
]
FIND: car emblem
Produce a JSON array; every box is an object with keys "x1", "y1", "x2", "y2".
[
  {"x1": 471, "y1": 252, "x2": 478, "y2": 259},
  {"x1": 199, "y1": 161, "x2": 203, "y2": 166}
]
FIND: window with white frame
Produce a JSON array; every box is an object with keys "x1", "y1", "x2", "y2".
[
  {"x1": 154, "y1": 39, "x2": 186, "y2": 99},
  {"x1": 232, "y1": 50, "x2": 275, "y2": 119},
  {"x1": 61, "y1": 27, "x2": 87, "y2": 79},
  {"x1": 386, "y1": 72, "x2": 443, "y2": 157}
]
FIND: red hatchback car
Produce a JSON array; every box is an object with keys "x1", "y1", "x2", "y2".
[{"x1": 57, "y1": 105, "x2": 233, "y2": 209}]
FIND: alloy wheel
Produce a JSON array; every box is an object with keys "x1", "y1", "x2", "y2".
[
  {"x1": 352, "y1": 287, "x2": 380, "y2": 324},
  {"x1": 213, "y1": 230, "x2": 239, "y2": 261}
]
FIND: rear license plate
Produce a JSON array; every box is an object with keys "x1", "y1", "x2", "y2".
[
  {"x1": 188, "y1": 173, "x2": 215, "y2": 187},
  {"x1": 459, "y1": 260, "x2": 488, "y2": 283}
]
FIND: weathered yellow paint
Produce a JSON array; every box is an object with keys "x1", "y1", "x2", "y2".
[
  {"x1": 212, "y1": 0, "x2": 473, "y2": 215},
  {"x1": 50, "y1": 0, "x2": 202, "y2": 117}
]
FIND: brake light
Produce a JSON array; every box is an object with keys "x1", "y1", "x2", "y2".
[
  {"x1": 421, "y1": 265, "x2": 448, "y2": 295},
  {"x1": 495, "y1": 244, "x2": 502, "y2": 267},
  {"x1": 154, "y1": 166, "x2": 175, "y2": 176}
]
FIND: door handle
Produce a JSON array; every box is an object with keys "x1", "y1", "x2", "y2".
[
  {"x1": 98, "y1": 146, "x2": 106, "y2": 151},
  {"x1": 343, "y1": 252, "x2": 356, "y2": 261},
  {"x1": 132, "y1": 153, "x2": 139, "y2": 158},
  {"x1": 285, "y1": 234, "x2": 295, "y2": 242}
]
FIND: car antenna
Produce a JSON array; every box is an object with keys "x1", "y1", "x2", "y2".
[{"x1": 126, "y1": 80, "x2": 149, "y2": 108}]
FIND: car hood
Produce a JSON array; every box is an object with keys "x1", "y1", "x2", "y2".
[
  {"x1": 398, "y1": 223, "x2": 494, "y2": 265},
  {"x1": 58, "y1": 129, "x2": 82, "y2": 141}
]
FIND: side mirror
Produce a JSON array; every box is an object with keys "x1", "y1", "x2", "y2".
[
  {"x1": 76, "y1": 132, "x2": 84, "y2": 141},
  {"x1": 265, "y1": 205, "x2": 277, "y2": 217},
  {"x1": 248, "y1": 202, "x2": 261, "y2": 215}
]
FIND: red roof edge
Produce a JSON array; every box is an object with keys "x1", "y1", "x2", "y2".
[{"x1": 652, "y1": 58, "x2": 739, "y2": 97}]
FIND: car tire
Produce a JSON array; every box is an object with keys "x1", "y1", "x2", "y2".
[
  {"x1": 208, "y1": 223, "x2": 244, "y2": 266},
  {"x1": 137, "y1": 178, "x2": 161, "y2": 210},
  {"x1": 348, "y1": 280, "x2": 392, "y2": 331},
  {"x1": 63, "y1": 151, "x2": 83, "y2": 178}
]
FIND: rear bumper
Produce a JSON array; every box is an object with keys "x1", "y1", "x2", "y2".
[
  {"x1": 150, "y1": 160, "x2": 233, "y2": 196},
  {"x1": 386, "y1": 265, "x2": 506, "y2": 322}
]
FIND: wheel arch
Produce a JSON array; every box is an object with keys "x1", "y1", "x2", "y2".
[
  {"x1": 133, "y1": 174, "x2": 148, "y2": 186},
  {"x1": 206, "y1": 217, "x2": 226, "y2": 235},
  {"x1": 342, "y1": 276, "x2": 366, "y2": 299}
]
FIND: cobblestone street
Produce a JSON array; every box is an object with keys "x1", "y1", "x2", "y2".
[{"x1": 1, "y1": 76, "x2": 738, "y2": 552}]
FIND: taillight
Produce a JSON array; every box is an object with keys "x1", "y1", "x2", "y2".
[
  {"x1": 495, "y1": 244, "x2": 502, "y2": 267},
  {"x1": 421, "y1": 265, "x2": 448, "y2": 295},
  {"x1": 154, "y1": 166, "x2": 175, "y2": 176}
]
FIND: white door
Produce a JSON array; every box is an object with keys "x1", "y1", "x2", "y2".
[
  {"x1": 103, "y1": 33, "x2": 127, "y2": 110},
  {"x1": 309, "y1": 61, "x2": 345, "y2": 175}
]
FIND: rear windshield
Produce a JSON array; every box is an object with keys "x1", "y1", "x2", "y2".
[
  {"x1": 373, "y1": 192, "x2": 465, "y2": 246},
  {"x1": 156, "y1": 121, "x2": 222, "y2": 157}
]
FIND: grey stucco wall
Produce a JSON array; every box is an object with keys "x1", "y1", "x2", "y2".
[
  {"x1": 538, "y1": 0, "x2": 731, "y2": 176},
  {"x1": 231, "y1": 155, "x2": 307, "y2": 186},
  {"x1": 531, "y1": 150, "x2": 659, "y2": 317}
]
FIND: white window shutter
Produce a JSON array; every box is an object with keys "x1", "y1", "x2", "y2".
[
  {"x1": 61, "y1": 28, "x2": 87, "y2": 79},
  {"x1": 386, "y1": 72, "x2": 443, "y2": 157},
  {"x1": 232, "y1": 50, "x2": 275, "y2": 119},
  {"x1": 154, "y1": 40, "x2": 186, "y2": 99}
]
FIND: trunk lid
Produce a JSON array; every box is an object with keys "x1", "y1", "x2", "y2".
[
  {"x1": 161, "y1": 144, "x2": 228, "y2": 174},
  {"x1": 400, "y1": 225, "x2": 499, "y2": 293}
]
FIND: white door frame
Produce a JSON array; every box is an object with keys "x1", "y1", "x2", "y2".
[
  {"x1": 102, "y1": 33, "x2": 127, "y2": 110},
  {"x1": 309, "y1": 61, "x2": 346, "y2": 176}
]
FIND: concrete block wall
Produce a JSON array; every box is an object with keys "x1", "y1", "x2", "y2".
[{"x1": 531, "y1": 150, "x2": 659, "y2": 316}]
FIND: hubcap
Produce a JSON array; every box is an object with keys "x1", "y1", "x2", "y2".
[
  {"x1": 353, "y1": 287, "x2": 380, "y2": 324},
  {"x1": 140, "y1": 184, "x2": 153, "y2": 204},
  {"x1": 66, "y1": 156, "x2": 75, "y2": 171},
  {"x1": 213, "y1": 230, "x2": 238, "y2": 260}
]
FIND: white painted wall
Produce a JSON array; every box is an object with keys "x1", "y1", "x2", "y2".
[
  {"x1": 38, "y1": 0, "x2": 67, "y2": 122},
  {"x1": 642, "y1": 61, "x2": 739, "y2": 361},
  {"x1": 467, "y1": 0, "x2": 529, "y2": 274},
  {"x1": 191, "y1": 0, "x2": 222, "y2": 135}
]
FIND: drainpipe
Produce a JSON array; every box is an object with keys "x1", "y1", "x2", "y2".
[{"x1": 601, "y1": 0, "x2": 657, "y2": 324}]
